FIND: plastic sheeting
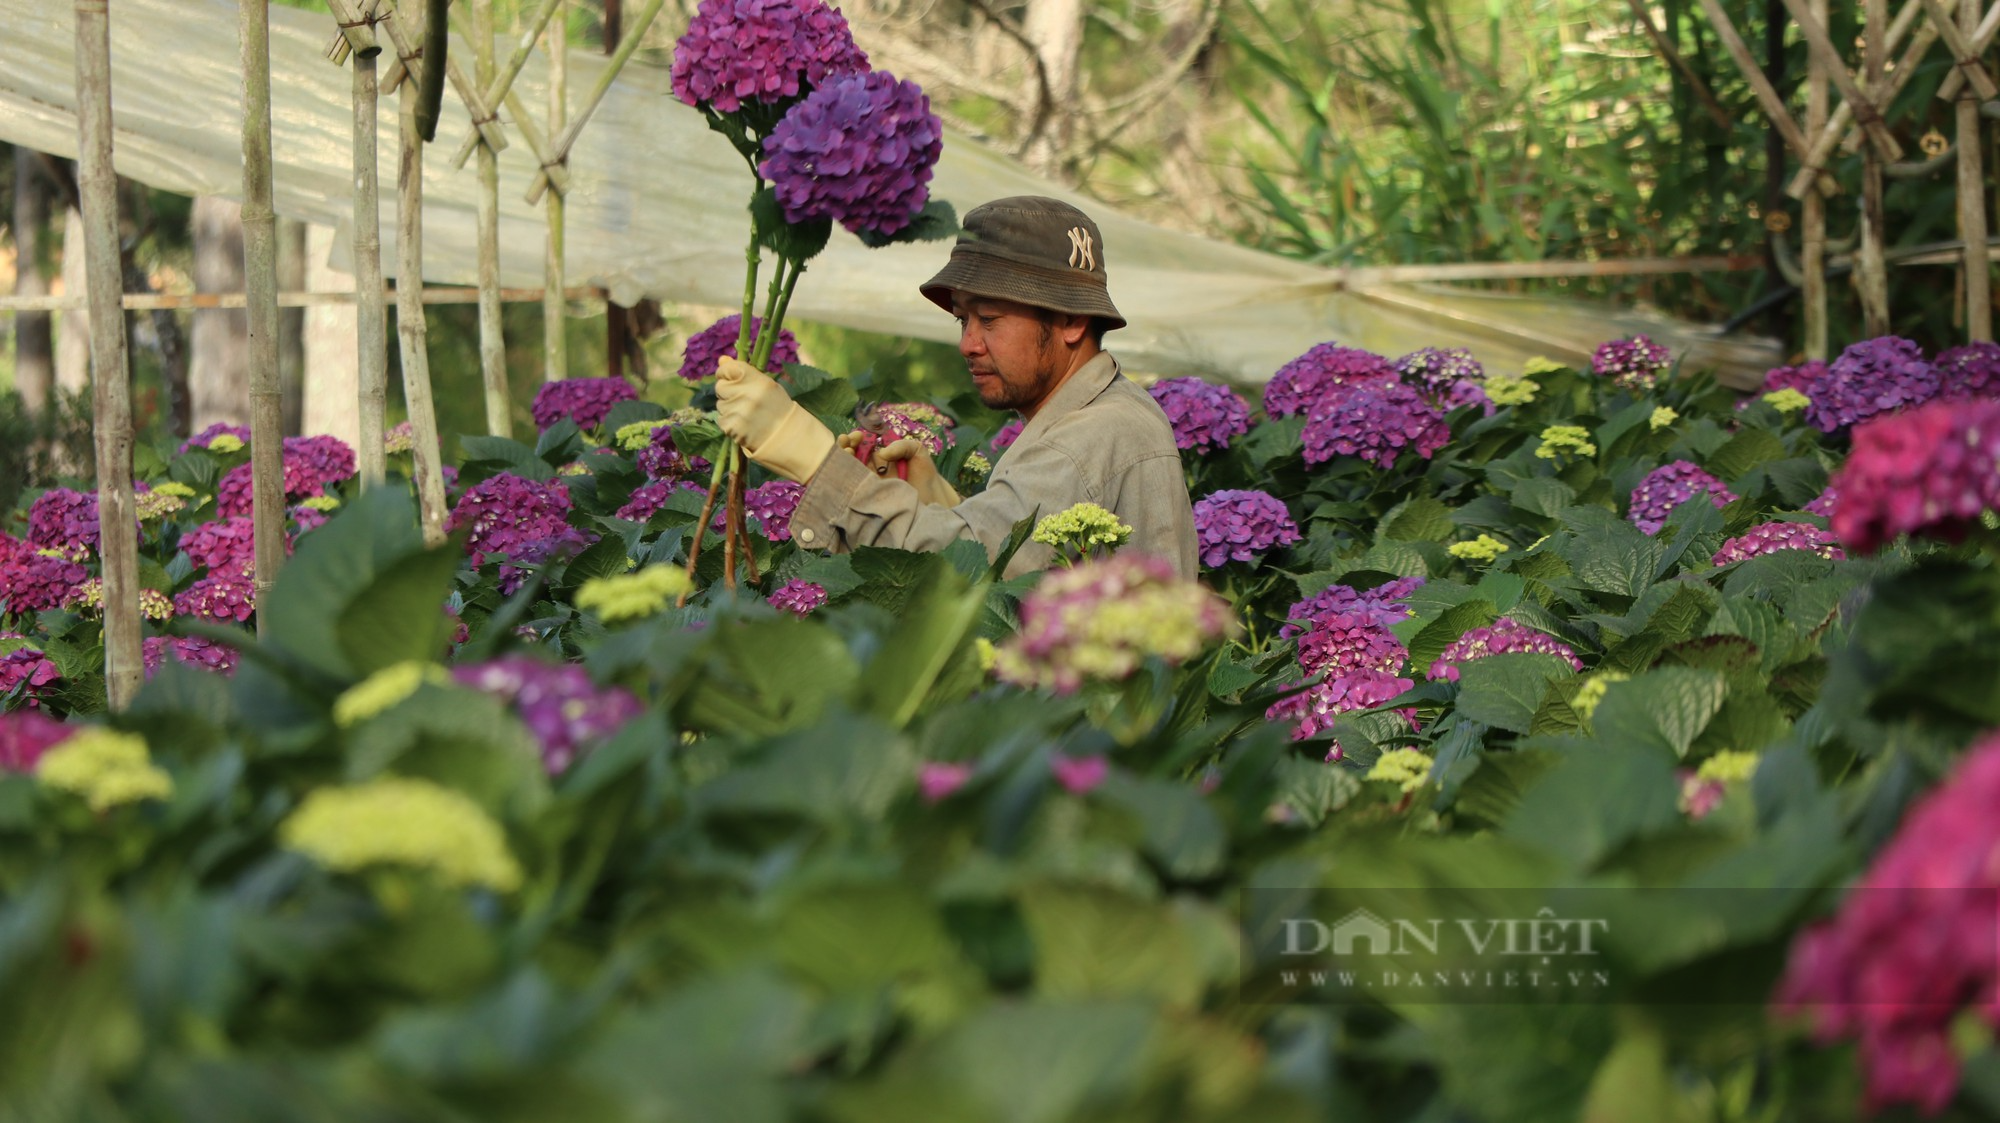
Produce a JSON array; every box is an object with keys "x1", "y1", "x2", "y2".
[{"x1": 0, "y1": 0, "x2": 1783, "y2": 387}]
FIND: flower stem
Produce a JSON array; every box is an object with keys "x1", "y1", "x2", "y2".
[{"x1": 679, "y1": 449, "x2": 733, "y2": 606}]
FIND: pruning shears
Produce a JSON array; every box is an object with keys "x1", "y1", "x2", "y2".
[{"x1": 850, "y1": 400, "x2": 911, "y2": 481}]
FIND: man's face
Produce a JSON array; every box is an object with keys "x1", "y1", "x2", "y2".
[{"x1": 952, "y1": 294, "x2": 1072, "y2": 415}]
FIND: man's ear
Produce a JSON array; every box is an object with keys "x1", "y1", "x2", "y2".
[{"x1": 1057, "y1": 313, "x2": 1092, "y2": 346}]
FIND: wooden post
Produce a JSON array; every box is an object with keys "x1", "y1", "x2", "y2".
[
  {"x1": 474, "y1": 0, "x2": 512, "y2": 434},
  {"x1": 544, "y1": 0, "x2": 569, "y2": 384},
  {"x1": 73, "y1": 0, "x2": 141, "y2": 707},
  {"x1": 1802, "y1": 0, "x2": 1831, "y2": 357},
  {"x1": 241, "y1": 0, "x2": 287, "y2": 632},
  {"x1": 448, "y1": 0, "x2": 567, "y2": 171},
  {"x1": 350, "y1": 2, "x2": 389, "y2": 489},
  {"x1": 1959, "y1": 0, "x2": 1994, "y2": 338},
  {"x1": 524, "y1": 0, "x2": 670, "y2": 204},
  {"x1": 1858, "y1": 0, "x2": 1892, "y2": 334},
  {"x1": 397, "y1": 5, "x2": 449, "y2": 546}
]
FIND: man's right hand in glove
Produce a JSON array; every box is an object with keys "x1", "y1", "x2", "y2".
[
  {"x1": 714, "y1": 356, "x2": 835, "y2": 483},
  {"x1": 862, "y1": 436, "x2": 962, "y2": 507}
]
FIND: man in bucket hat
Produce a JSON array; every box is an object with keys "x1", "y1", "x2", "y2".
[{"x1": 715, "y1": 195, "x2": 1198, "y2": 578}]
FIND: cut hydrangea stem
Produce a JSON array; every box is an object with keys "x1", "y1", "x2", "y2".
[{"x1": 679, "y1": 447, "x2": 733, "y2": 606}]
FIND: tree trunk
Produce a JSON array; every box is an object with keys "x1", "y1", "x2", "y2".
[
  {"x1": 12, "y1": 147, "x2": 54, "y2": 417},
  {"x1": 1021, "y1": 0, "x2": 1084, "y2": 176},
  {"x1": 278, "y1": 216, "x2": 307, "y2": 433},
  {"x1": 302, "y1": 223, "x2": 360, "y2": 446},
  {"x1": 190, "y1": 194, "x2": 250, "y2": 430},
  {"x1": 57, "y1": 206, "x2": 90, "y2": 398}
]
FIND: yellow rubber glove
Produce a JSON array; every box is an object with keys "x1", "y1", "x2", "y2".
[
  {"x1": 714, "y1": 356, "x2": 835, "y2": 483},
  {"x1": 870, "y1": 437, "x2": 963, "y2": 507}
]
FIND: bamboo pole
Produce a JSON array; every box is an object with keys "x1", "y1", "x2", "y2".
[
  {"x1": 397, "y1": 7, "x2": 450, "y2": 546},
  {"x1": 1939, "y1": 0, "x2": 2000, "y2": 99},
  {"x1": 73, "y1": 0, "x2": 141, "y2": 708},
  {"x1": 353, "y1": 8, "x2": 389, "y2": 490},
  {"x1": 0, "y1": 286, "x2": 606, "y2": 312},
  {"x1": 524, "y1": 0, "x2": 669, "y2": 205},
  {"x1": 543, "y1": 0, "x2": 568, "y2": 384},
  {"x1": 1785, "y1": 1, "x2": 1942, "y2": 198},
  {"x1": 474, "y1": 0, "x2": 511, "y2": 435},
  {"x1": 241, "y1": 0, "x2": 288, "y2": 635},
  {"x1": 1960, "y1": 0, "x2": 1994, "y2": 338},
  {"x1": 1804, "y1": 0, "x2": 1831, "y2": 357},
  {"x1": 1626, "y1": 0, "x2": 1735, "y2": 131},
  {"x1": 1779, "y1": 0, "x2": 1906, "y2": 162},
  {"x1": 1695, "y1": 0, "x2": 1830, "y2": 195},
  {"x1": 1923, "y1": 0, "x2": 2000, "y2": 98},
  {"x1": 449, "y1": 0, "x2": 566, "y2": 170},
  {"x1": 415, "y1": 0, "x2": 451, "y2": 140},
  {"x1": 327, "y1": 0, "x2": 514, "y2": 158},
  {"x1": 1858, "y1": 0, "x2": 1893, "y2": 334}
]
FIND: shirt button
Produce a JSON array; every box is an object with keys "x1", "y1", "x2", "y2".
[{"x1": 798, "y1": 527, "x2": 816, "y2": 544}]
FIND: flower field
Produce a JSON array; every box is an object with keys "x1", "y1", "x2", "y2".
[{"x1": 6, "y1": 332, "x2": 2000, "y2": 1121}]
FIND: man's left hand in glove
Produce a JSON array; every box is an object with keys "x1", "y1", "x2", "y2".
[{"x1": 714, "y1": 356, "x2": 835, "y2": 483}]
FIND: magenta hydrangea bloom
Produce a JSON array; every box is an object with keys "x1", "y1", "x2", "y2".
[
  {"x1": 1773, "y1": 729, "x2": 2000, "y2": 1114},
  {"x1": 27, "y1": 488, "x2": 101, "y2": 554},
  {"x1": 1264, "y1": 668, "x2": 1416, "y2": 753},
  {"x1": 744, "y1": 479, "x2": 805, "y2": 542},
  {"x1": 180, "y1": 516, "x2": 259, "y2": 573},
  {"x1": 1804, "y1": 487, "x2": 1838, "y2": 518},
  {"x1": 0, "y1": 709, "x2": 71, "y2": 770},
  {"x1": 1763, "y1": 359, "x2": 1828, "y2": 396},
  {"x1": 1281, "y1": 577, "x2": 1425, "y2": 638},
  {"x1": 0, "y1": 645, "x2": 61, "y2": 702},
  {"x1": 1263, "y1": 343, "x2": 1398, "y2": 418},
  {"x1": 867, "y1": 402, "x2": 957, "y2": 456},
  {"x1": 638, "y1": 424, "x2": 701, "y2": 480},
  {"x1": 1711, "y1": 521, "x2": 1845, "y2": 566},
  {"x1": 1590, "y1": 334, "x2": 1673, "y2": 392},
  {"x1": 1294, "y1": 611, "x2": 1406, "y2": 679},
  {"x1": 761, "y1": 70, "x2": 943, "y2": 238},
  {"x1": 141, "y1": 635, "x2": 239, "y2": 678},
  {"x1": 615, "y1": 478, "x2": 702, "y2": 523},
  {"x1": 530, "y1": 378, "x2": 639, "y2": 433},
  {"x1": 174, "y1": 566, "x2": 256, "y2": 624},
  {"x1": 670, "y1": 0, "x2": 869, "y2": 115},
  {"x1": 918, "y1": 761, "x2": 971, "y2": 803},
  {"x1": 994, "y1": 553, "x2": 1237, "y2": 694},
  {"x1": 1428, "y1": 618, "x2": 1582, "y2": 682},
  {"x1": 767, "y1": 578, "x2": 829, "y2": 617},
  {"x1": 1829, "y1": 397, "x2": 2000, "y2": 554},
  {"x1": 1050, "y1": 754, "x2": 1109, "y2": 794},
  {"x1": 1148, "y1": 378, "x2": 1250, "y2": 454},
  {"x1": 1396, "y1": 347, "x2": 1484, "y2": 391},
  {"x1": 1301, "y1": 379, "x2": 1449, "y2": 468},
  {"x1": 283, "y1": 435, "x2": 358, "y2": 496},
  {"x1": 0, "y1": 550, "x2": 89, "y2": 615},
  {"x1": 1628, "y1": 460, "x2": 1738, "y2": 535},
  {"x1": 454, "y1": 656, "x2": 643, "y2": 774},
  {"x1": 1192, "y1": 489, "x2": 1299, "y2": 568},
  {"x1": 448, "y1": 473, "x2": 598, "y2": 591},
  {"x1": 1934, "y1": 341, "x2": 2000, "y2": 401},
  {"x1": 1804, "y1": 336, "x2": 1940, "y2": 434},
  {"x1": 990, "y1": 418, "x2": 1024, "y2": 453},
  {"x1": 678, "y1": 314, "x2": 802, "y2": 381},
  {"x1": 179, "y1": 422, "x2": 250, "y2": 454}
]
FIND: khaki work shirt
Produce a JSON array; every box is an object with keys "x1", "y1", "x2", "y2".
[{"x1": 789, "y1": 351, "x2": 1200, "y2": 579}]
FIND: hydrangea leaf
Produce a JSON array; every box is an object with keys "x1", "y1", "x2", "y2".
[
  {"x1": 599, "y1": 400, "x2": 669, "y2": 436},
  {"x1": 1510, "y1": 477, "x2": 1575, "y2": 518},
  {"x1": 458, "y1": 435, "x2": 556, "y2": 483},
  {"x1": 1503, "y1": 744, "x2": 1681, "y2": 870},
  {"x1": 692, "y1": 713, "x2": 911, "y2": 823},
  {"x1": 1379, "y1": 496, "x2": 1454, "y2": 543},
  {"x1": 1451, "y1": 651, "x2": 1577, "y2": 734},
  {"x1": 1587, "y1": 667, "x2": 1727, "y2": 759},
  {"x1": 333, "y1": 539, "x2": 461, "y2": 677},
  {"x1": 852, "y1": 198, "x2": 960, "y2": 249},
  {"x1": 1406, "y1": 599, "x2": 1498, "y2": 673}
]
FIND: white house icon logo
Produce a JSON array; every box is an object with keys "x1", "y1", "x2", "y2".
[
  {"x1": 1330, "y1": 908, "x2": 1394, "y2": 955},
  {"x1": 1066, "y1": 226, "x2": 1095, "y2": 270}
]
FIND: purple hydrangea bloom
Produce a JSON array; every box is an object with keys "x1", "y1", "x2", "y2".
[
  {"x1": 448, "y1": 474, "x2": 599, "y2": 591},
  {"x1": 454, "y1": 656, "x2": 643, "y2": 774},
  {"x1": 669, "y1": 0, "x2": 869, "y2": 115},
  {"x1": 1935, "y1": 342, "x2": 2000, "y2": 400},
  {"x1": 174, "y1": 566, "x2": 256, "y2": 623},
  {"x1": 1591, "y1": 334, "x2": 1673, "y2": 392},
  {"x1": 744, "y1": 479, "x2": 805, "y2": 542},
  {"x1": 1763, "y1": 360, "x2": 1828, "y2": 396},
  {"x1": 1281, "y1": 577, "x2": 1425, "y2": 638},
  {"x1": 0, "y1": 645, "x2": 61, "y2": 702},
  {"x1": 1264, "y1": 668, "x2": 1416, "y2": 752},
  {"x1": 1804, "y1": 336, "x2": 1941, "y2": 434},
  {"x1": 678, "y1": 314, "x2": 802, "y2": 382},
  {"x1": 180, "y1": 516, "x2": 260, "y2": 573},
  {"x1": 761, "y1": 70, "x2": 943, "y2": 238},
  {"x1": 0, "y1": 550, "x2": 89, "y2": 614},
  {"x1": 1428, "y1": 617, "x2": 1582, "y2": 682},
  {"x1": 990, "y1": 418, "x2": 1024, "y2": 453},
  {"x1": 1432, "y1": 378, "x2": 1496, "y2": 417},
  {"x1": 283, "y1": 435, "x2": 358, "y2": 496},
  {"x1": 1805, "y1": 487, "x2": 1838, "y2": 518},
  {"x1": 637, "y1": 423, "x2": 708, "y2": 480},
  {"x1": 1628, "y1": 460, "x2": 1738, "y2": 534},
  {"x1": 1294, "y1": 611, "x2": 1406, "y2": 678},
  {"x1": 1396, "y1": 347, "x2": 1484, "y2": 391},
  {"x1": 1711, "y1": 521, "x2": 1845, "y2": 566},
  {"x1": 1191, "y1": 489, "x2": 1300, "y2": 567},
  {"x1": 615, "y1": 478, "x2": 703, "y2": 523},
  {"x1": 180, "y1": 422, "x2": 250, "y2": 454},
  {"x1": 767, "y1": 578, "x2": 829, "y2": 616},
  {"x1": 141, "y1": 635, "x2": 239, "y2": 678},
  {"x1": 1301, "y1": 379, "x2": 1449, "y2": 468},
  {"x1": 1149, "y1": 378, "x2": 1250, "y2": 454},
  {"x1": 1263, "y1": 343, "x2": 1398, "y2": 418},
  {"x1": 530, "y1": 378, "x2": 640, "y2": 433},
  {"x1": 0, "y1": 709, "x2": 71, "y2": 770},
  {"x1": 27, "y1": 488, "x2": 100, "y2": 553}
]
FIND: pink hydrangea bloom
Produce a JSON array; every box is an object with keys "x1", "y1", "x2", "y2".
[
  {"x1": 1590, "y1": 334, "x2": 1672, "y2": 392},
  {"x1": 0, "y1": 550, "x2": 89, "y2": 615},
  {"x1": 1711, "y1": 521, "x2": 1845, "y2": 566},
  {"x1": 1428, "y1": 618, "x2": 1581, "y2": 682},
  {"x1": 0, "y1": 709, "x2": 71, "y2": 770},
  {"x1": 990, "y1": 418, "x2": 1024, "y2": 453},
  {"x1": 993, "y1": 553, "x2": 1237, "y2": 694},
  {"x1": 616, "y1": 478, "x2": 703, "y2": 523},
  {"x1": 0, "y1": 645, "x2": 62, "y2": 702},
  {"x1": 678, "y1": 314, "x2": 801, "y2": 382},
  {"x1": 1264, "y1": 668, "x2": 1416, "y2": 754},
  {"x1": 142, "y1": 635, "x2": 239, "y2": 678},
  {"x1": 1050, "y1": 754, "x2": 1109, "y2": 794},
  {"x1": 447, "y1": 473, "x2": 598, "y2": 591},
  {"x1": 181, "y1": 516, "x2": 259, "y2": 573},
  {"x1": 1773, "y1": 730, "x2": 2000, "y2": 1114},
  {"x1": 767, "y1": 579, "x2": 828, "y2": 617},
  {"x1": 174, "y1": 566, "x2": 256, "y2": 623},
  {"x1": 1281, "y1": 577, "x2": 1425, "y2": 638},
  {"x1": 27, "y1": 488, "x2": 101, "y2": 553},
  {"x1": 918, "y1": 761, "x2": 972, "y2": 803},
  {"x1": 1829, "y1": 397, "x2": 2000, "y2": 554}
]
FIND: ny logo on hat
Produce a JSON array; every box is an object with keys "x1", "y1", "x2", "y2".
[{"x1": 1066, "y1": 227, "x2": 1095, "y2": 271}]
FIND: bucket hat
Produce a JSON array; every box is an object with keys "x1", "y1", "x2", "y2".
[{"x1": 919, "y1": 196, "x2": 1125, "y2": 331}]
